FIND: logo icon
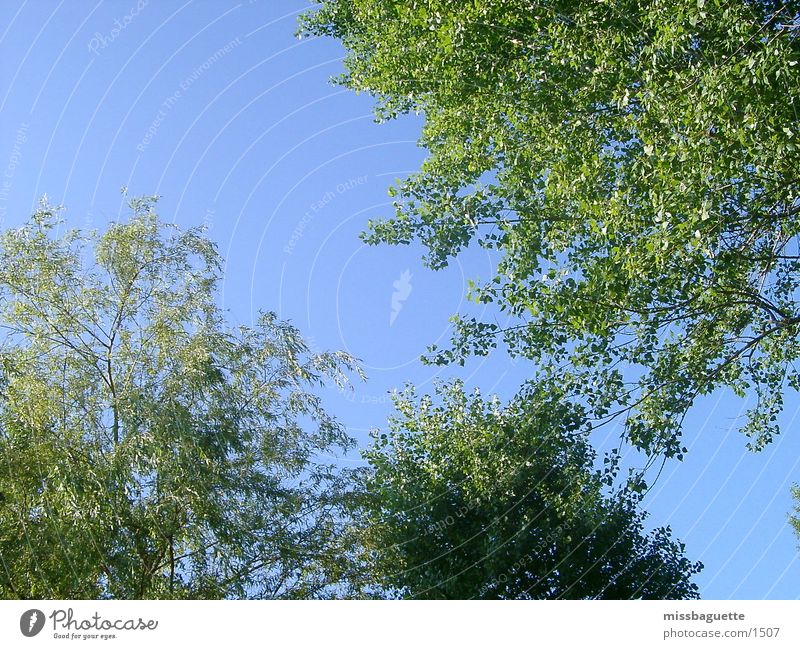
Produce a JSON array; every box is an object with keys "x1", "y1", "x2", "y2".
[
  {"x1": 390, "y1": 269, "x2": 413, "y2": 326},
  {"x1": 20, "y1": 609, "x2": 45, "y2": 637}
]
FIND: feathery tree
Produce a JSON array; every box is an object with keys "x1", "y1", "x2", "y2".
[{"x1": 0, "y1": 196, "x2": 362, "y2": 598}]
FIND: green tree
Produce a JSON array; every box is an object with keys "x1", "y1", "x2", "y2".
[
  {"x1": 0, "y1": 196, "x2": 363, "y2": 599},
  {"x1": 301, "y1": 1, "x2": 800, "y2": 459},
  {"x1": 359, "y1": 380, "x2": 702, "y2": 599}
]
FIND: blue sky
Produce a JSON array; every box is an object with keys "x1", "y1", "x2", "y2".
[{"x1": 0, "y1": 0, "x2": 798, "y2": 599}]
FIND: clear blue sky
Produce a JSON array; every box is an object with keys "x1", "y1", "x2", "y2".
[{"x1": 0, "y1": 0, "x2": 798, "y2": 599}]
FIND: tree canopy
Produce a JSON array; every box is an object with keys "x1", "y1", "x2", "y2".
[
  {"x1": 301, "y1": 0, "x2": 800, "y2": 459},
  {"x1": 0, "y1": 196, "x2": 363, "y2": 598},
  {"x1": 358, "y1": 380, "x2": 702, "y2": 599}
]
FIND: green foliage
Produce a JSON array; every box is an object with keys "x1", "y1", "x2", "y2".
[
  {"x1": 790, "y1": 484, "x2": 800, "y2": 543},
  {"x1": 358, "y1": 380, "x2": 702, "y2": 599},
  {"x1": 0, "y1": 196, "x2": 363, "y2": 599},
  {"x1": 301, "y1": 0, "x2": 800, "y2": 458}
]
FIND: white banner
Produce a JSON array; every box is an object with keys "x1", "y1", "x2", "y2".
[{"x1": 1, "y1": 600, "x2": 797, "y2": 648}]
